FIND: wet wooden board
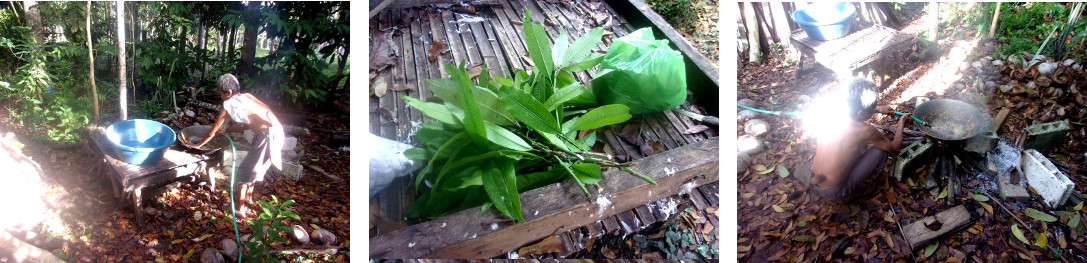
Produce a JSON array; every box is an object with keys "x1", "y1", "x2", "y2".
[
  {"x1": 902, "y1": 204, "x2": 975, "y2": 250},
  {"x1": 369, "y1": 137, "x2": 718, "y2": 259}
]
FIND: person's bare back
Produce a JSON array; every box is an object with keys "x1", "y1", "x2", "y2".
[{"x1": 811, "y1": 121, "x2": 878, "y2": 187}]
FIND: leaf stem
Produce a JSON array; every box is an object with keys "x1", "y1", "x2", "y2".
[{"x1": 622, "y1": 167, "x2": 657, "y2": 185}]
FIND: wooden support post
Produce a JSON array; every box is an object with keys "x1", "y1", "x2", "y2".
[
  {"x1": 990, "y1": 107, "x2": 1010, "y2": 133},
  {"x1": 369, "y1": 137, "x2": 719, "y2": 259}
]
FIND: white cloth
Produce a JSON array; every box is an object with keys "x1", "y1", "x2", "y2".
[
  {"x1": 223, "y1": 94, "x2": 256, "y2": 124},
  {"x1": 224, "y1": 94, "x2": 283, "y2": 170}
]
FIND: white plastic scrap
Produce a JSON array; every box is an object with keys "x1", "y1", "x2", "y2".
[
  {"x1": 507, "y1": 251, "x2": 520, "y2": 259},
  {"x1": 408, "y1": 242, "x2": 416, "y2": 248},
  {"x1": 490, "y1": 223, "x2": 498, "y2": 230},
  {"x1": 595, "y1": 194, "x2": 612, "y2": 215},
  {"x1": 680, "y1": 180, "x2": 698, "y2": 195}
]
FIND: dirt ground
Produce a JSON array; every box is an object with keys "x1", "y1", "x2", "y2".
[
  {"x1": 738, "y1": 3, "x2": 1087, "y2": 262},
  {"x1": 0, "y1": 99, "x2": 351, "y2": 262}
]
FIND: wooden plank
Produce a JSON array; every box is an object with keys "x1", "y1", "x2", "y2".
[
  {"x1": 990, "y1": 107, "x2": 1010, "y2": 133},
  {"x1": 484, "y1": 3, "x2": 527, "y2": 72},
  {"x1": 612, "y1": 0, "x2": 718, "y2": 87},
  {"x1": 369, "y1": 137, "x2": 719, "y2": 259},
  {"x1": 616, "y1": 211, "x2": 640, "y2": 233},
  {"x1": 902, "y1": 205, "x2": 976, "y2": 249},
  {"x1": 445, "y1": 9, "x2": 484, "y2": 67},
  {"x1": 384, "y1": 0, "x2": 500, "y2": 11},
  {"x1": 584, "y1": 221, "x2": 604, "y2": 237},
  {"x1": 688, "y1": 187, "x2": 709, "y2": 210},
  {"x1": 699, "y1": 183, "x2": 719, "y2": 205},
  {"x1": 634, "y1": 205, "x2": 657, "y2": 225},
  {"x1": 409, "y1": 8, "x2": 435, "y2": 110},
  {"x1": 466, "y1": 17, "x2": 509, "y2": 77},
  {"x1": 393, "y1": 11, "x2": 417, "y2": 143},
  {"x1": 439, "y1": 9, "x2": 470, "y2": 67},
  {"x1": 601, "y1": 216, "x2": 621, "y2": 234}
]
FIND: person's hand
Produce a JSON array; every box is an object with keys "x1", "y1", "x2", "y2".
[
  {"x1": 876, "y1": 105, "x2": 894, "y2": 115},
  {"x1": 898, "y1": 113, "x2": 912, "y2": 126}
]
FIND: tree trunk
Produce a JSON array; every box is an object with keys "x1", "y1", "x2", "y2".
[
  {"x1": 928, "y1": 2, "x2": 939, "y2": 42},
  {"x1": 117, "y1": 0, "x2": 127, "y2": 120},
  {"x1": 228, "y1": 25, "x2": 237, "y2": 60},
  {"x1": 988, "y1": 2, "x2": 1001, "y2": 38},
  {"x1": 23, "y1": 1, "x2": 44, "y2": 44},
  {"x1": 769, "y1": 2, "x2": 796, "y2": 60},
  {"x1": 743, "y1": 2, "x2": 761, "y2": 64},
  {"x1": 201, "y1": 24, "x2": 208, "y2": 80},
  {"x1": 87, "y1": 2, "x2": 99, "y2": 123},
  {"x1": 877, "y1": 3, "x2": 901, "y2": 27},
  {"x1": 238, "y1": 2, "x2": 259, "y2": 81}
]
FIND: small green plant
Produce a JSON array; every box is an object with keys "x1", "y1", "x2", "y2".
[
  {"x1": 242, "y1": 195, "x2": 300, "y2": 263},
  {"x1": 654, "y1": 208, "x2": 717, "y2": 259}
]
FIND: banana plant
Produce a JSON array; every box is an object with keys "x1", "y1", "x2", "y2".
[{"x1": 401, "y1": 10, "x2": 653, "y2": 221}]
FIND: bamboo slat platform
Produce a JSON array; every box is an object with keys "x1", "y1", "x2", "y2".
[{"x1": 369, "y1": 0, "x2": 719, "y2": 258}]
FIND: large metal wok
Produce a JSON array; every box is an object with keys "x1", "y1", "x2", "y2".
[
  {"x1": 913, "y1": 99, "x2": 989, "y2": 141},
  {"x1": 177, "y1": 125, "x2": 228, "y2": 155}
]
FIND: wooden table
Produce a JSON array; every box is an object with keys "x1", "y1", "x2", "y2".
[
  {"x1": 89, "y1": 130, "x2": 215, "y2": 227},
  {"x1": 790, "y1": 21, "x2": 914, "y2": 87}
]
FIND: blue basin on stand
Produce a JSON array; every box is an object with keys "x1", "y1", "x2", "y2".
[
  {"x1": 104, "y1": 119, "x2": 176, "y2": 165},
  {"x1": 793, "y1": 2, "x2": 857, "y2": 41}
]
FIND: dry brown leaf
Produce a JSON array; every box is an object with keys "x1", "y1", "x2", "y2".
[
  {"x1": 372, "y1": 76, "x2": 388, "y2": 98},
  {"x1": 684, "y1": 125, "x2": 711, "y2": 134},
  {"x1": 517, "y1": 235, "x2": 566, "y2": 256},
  {"x1": 467, "y1": 65, "x2": 484, "y2": 79},
  {"x1": 428, "y1": 40, "x2": 445, "y2": 63}
]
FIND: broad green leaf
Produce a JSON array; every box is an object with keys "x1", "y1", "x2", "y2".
[
  {"x1": 1035, "y1": 231, "x2": 1048, "y2": 248},
  {"x1": 551, "y1": 31, "x2": 570, "y2": 68},
  {"x1": 483, "y1": 122, "x2": 532, "y2": 151},
  {"x1": 776, "y1": 165, "x2": 789, "y2": 178},
  {"x1": 1025, "y1": 208, "x2": 1058, "y2": 222},
  {"x1": 937, "y1": 187, "x2": 947, "y2": 199},
  {"x1": 404, "y1": 148, "x2": 428, "y2": 161},
  {"x1": 481, "y1": 158, "x2": 523, "y2": 221},
  {"x1": 472, "y1": 86, "x2": 517, "y2": 126},
  {"x1": 576, "y1": 131, "x2": 597, "y2": 149},
  {"x1": 521, "y1": 10, "x2": 553, "y2": 78},
  {"x1": 562, "y1": 52, "x2": 605, "y2": 72},
  {"x1": 544, "y1": 83, "x2": 585, "y2": 111},
  {"x1": 494, "y1": 75, "x2": 514, "y2": 87},
  {"x1": 924, "y1": 243, "x2": 937, "y2": 258},
  {"x1": 1074, "y1": 202, "x2": 1083, "y2": 212},
  {"x1": 539, "y1": 131, "x2": 570, "y2": 151},
  {"x1": 1012, "y1": 224, "x2": 1029, "y2": 244},
  {"x1": 415, "y1": 132, "x2": 468, "y2": 188},
  {"x1": 791, "y1": 235, "x2": 814, "y2": 242},
  {"x1": 567, "y1": 88, "x2": 598, "y2": 105},
  {"x1": 570, "y1": 163, "x2": 602, "y2": 184},
  {"x1": 1068, "y1": 214, "x2": 1080, "y2": 229},
  {"x1": 403, "y1": 96, "x2": 458, "y2": 125},
  {"x1": 445, "y1": 62, "x2": 487, "y2": 141},
  {"x1": 561, "y1": 27, "x2": 605, "y2": 66},
  {"x1": 499, "y1": 85, "x2": 561, "y2": 134},
  {"x1": 517, "y1": 170, "x2": 564, "y2": 191},
  {"x1": 425, "y1": 78, "x2": 460, "y2": 105},
  {"x1": 572, "y1": 104, "x2": 631, "y2": 130},
  {"x1": 973, "y1": 193, "x2": 990, "y2": 202}
]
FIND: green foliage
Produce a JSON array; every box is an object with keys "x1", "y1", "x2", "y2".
[
  {"x1": 404, "y1": 11, "x2": 640, "y2": 221},
  {"x1": 995, "y1": 3, "x2": 1087, "y2": 58},
  {"x1": 644, "y1": 0, "x2": 698, "y2": 30},
  {"x1": 242, "y1": 195, "x2": 300, "y2": 263}
]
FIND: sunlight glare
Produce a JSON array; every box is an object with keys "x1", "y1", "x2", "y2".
[{"x1": 801, "y1": 91, "x2": 851, "y2": 141}]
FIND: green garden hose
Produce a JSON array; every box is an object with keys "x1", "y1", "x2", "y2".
[
  {"x1": 225, "y1": 135, "x2": 242, "y2": 263},
  {"x1": 893, "y1": 111, "x2": 929, "y2": 126},
  {"x1": 737, "y1": 104, "x2": 803, "y2": 116}
]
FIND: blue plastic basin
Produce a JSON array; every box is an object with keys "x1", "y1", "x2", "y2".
[
  {"x1": 793, "y1": 2, "x2": 857, "y2": 41},
  {"x1": 104, "y1": 119, "x2": 176, "y2": 165}
]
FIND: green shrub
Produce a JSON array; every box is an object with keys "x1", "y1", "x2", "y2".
[{"x1": 645, "y1": 0, "x2": 698, "y2": 30}]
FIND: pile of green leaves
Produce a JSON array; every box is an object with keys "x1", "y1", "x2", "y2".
[{"x1": 403, "y1": 10, "x2": 652, "y2": 221}]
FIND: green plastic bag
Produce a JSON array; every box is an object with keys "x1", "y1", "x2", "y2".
[{"x1": 590, "y1": 28, "x2": 686, "y2": 114}]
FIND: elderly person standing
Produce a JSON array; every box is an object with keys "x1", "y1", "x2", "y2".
[{"x1": 188, "y1": 73, "x2": 285, "y2": 218}]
